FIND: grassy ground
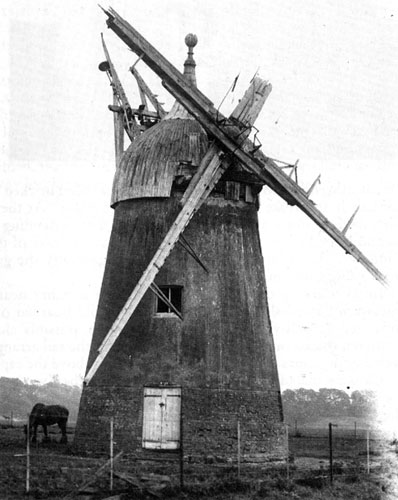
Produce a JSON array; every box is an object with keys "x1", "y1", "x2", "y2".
[{"x1": 0, "y1": 424, "x2": 396, "y2": 499}]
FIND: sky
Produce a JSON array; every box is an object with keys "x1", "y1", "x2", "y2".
[{"x1": 0, "y1": 1, "x2": 397, "y2": 430}]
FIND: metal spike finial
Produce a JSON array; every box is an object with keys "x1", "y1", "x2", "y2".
[{"x1": 184, "y1": 33, "x2": 198, "y2": 86}]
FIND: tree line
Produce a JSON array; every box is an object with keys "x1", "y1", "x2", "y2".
[
  {"x1": 282, "y1": 387, "x2": 378, "y2": 424},
  {"x1": 0, "y1": 376, "x2": 81, "y2": 422},
  {"x1": 0, "y1": 377, "x2": 377, "y2": 425}
]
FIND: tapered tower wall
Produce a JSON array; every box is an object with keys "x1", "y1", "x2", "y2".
[
  {"x1": 74, "y1": 32, "x2": 287, "y2": 461},
  {"x1": 74, "y1": 195, "x2": 285, "y2": 462}
]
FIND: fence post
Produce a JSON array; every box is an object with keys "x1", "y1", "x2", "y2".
[
  {"x1": 366, "y1": 429, "x2": 370, "y2": 474},
  {"x1": 110, "y1": 417, "x2": 114, "y2": 491},
  {"x1": 354, "y1": 421, "x2": 357, "y2": 440},
  {"x1": 328, "y1": 423, "x2": 338, "y2": 485},
  {"x1": 329, "y1": 423, "x2": 333, "y2": 485},
  {"x1": 237, "y1": 420, "x2": 241, "y2": 480},
  {"x1": 285, "y1": 424, "x2": 289, "y2": 480},
  {"x1": 26, "y1": 414, "x2": 30, "y2": 494},
  {"x1": 179, "y1": 409, "x2": 184, "y2": 489}
]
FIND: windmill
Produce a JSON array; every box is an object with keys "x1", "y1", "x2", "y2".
[{"x1": 74, "y1": 7, "x2": 384, "y2": 463}]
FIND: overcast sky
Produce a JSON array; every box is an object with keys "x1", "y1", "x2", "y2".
[{"x1": 1, "y1": 1, "x2": 397, "y2": 430}]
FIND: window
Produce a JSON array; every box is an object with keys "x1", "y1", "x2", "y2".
[
  {"x1": 156, "y1": 286, "x2": 182, "y2": 315},
  {"x1": 142, "y1": 386, "x2": 181, "y2": 450}
]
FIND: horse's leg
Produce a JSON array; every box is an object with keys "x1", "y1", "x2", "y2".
[
  {"x1": 59, "y1": 420, "x2": 68, "y2": 444},
  {"x1": 32, "y1": 424, "x2": 37, "y2": 443},
  {"x1": 42, "y1": 423, "x2": 49, "y2": 442}
]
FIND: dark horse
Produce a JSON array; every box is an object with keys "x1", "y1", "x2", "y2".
[{"x1": 28, "y1": 403, "x2": 69, "y2": 444}]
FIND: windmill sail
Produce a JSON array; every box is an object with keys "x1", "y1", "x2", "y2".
[
  {"x1": 102, "y1": 6, "x2": 385, "y2": 285},
  {"x1": 84, "y1": 76, "x2": 272, "y2": 384},
  {"x1": 84, "y1": 6, "x2": 386, "y2": 385},
  {"x1": 100, "y1": 34, "x2": 139, "y2": 142},
  {"x1": 129, "y1": 65, "x2": 166, "y2": 118}
]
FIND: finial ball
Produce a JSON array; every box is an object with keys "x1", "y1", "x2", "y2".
[{"x1": 185, "y1": 33, "x2": 198, "y2": 49}]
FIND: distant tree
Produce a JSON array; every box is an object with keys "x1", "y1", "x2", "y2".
[
  {"x1": 282, "y1": 388, "x2": 320, "y2": 424},
  {"x1": 0, "y1": 377, "x2": 82, "y2": 421},
  {"x1": 350, "y1": 390, "x2": 377, "y2": 418},
  {"x1": 0, "y1": 377, "x2": 32, "y2": 418},
  {"x1": 281, "y1": 389, "x2": 300, "y2": 422},
  {"x1": 282, "y1": 387, "x2": 360, "y2": 424},
  {"x1": 318, "y1": 388, "x2": 351, "y2": 417}
]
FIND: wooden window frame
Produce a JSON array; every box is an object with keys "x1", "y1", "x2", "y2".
[{"x1": 154, "y1": 285, "x2": 183, "y2": 317}]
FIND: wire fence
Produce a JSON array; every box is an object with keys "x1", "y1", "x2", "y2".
[{"x1": 0, "y1": 419, "x2": 396, "y2": 498}]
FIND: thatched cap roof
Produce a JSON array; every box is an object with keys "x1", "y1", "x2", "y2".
[{"x1": 111, "y1": 34, "x2": 208, "y2": 206}]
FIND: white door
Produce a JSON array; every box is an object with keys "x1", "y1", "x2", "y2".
[{"x1": 142, "y1": 387, "x2": 181, "y2": 449}]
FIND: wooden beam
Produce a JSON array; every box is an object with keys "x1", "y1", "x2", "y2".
[
  {"x1": 101, "y1": 33, "x2": 140, "y2": 141},
  {"x1": 130, "y1": 66, "x2": 166, "y2": 118},
  {"x1": 102, "y1": 8, "x2": 385, "y2": 283},
  {"x1": 101, "y1": 33, "x2": 130, "y2": 111},
  {"x1": 101, "y1": 8, "x2": 298, "y2": 203},
  {"x1": 149, "y1": 283, "x2": 183, "y2": 320},
  {"x1": 105, "y1": 8, "x2": 213, "y2": 114},
  {"x1": 83, "y1": 76, "x2": 271, "y2": 385},
  {"x1": 306, "y1": 174, "x2": 321, "y2": 197},
  {"x1": 342, "y1": 206, "x2": 360, "y2": 235},
  {"x1": 163, "y1": 83, "x2": 385, "y2": 284},
  {"x1": 221, "y1": 169, "x2": 264, "y2": 186},
  {"x1": 133, "y1": 71, "x2": 149, "y2": 109},
  {"x1": 83, "y1": 145, "x2": 226, "y2": 384},
  {"x1": 230, "y1": 79, "x2": 272, "y2": 129},
  {"x1": 178, "y1": 235, "x2": 209, "y2": 273},
  {"x1": 63, "y1": 451, "x2": 123, "y2": 499},
  {"x1": 113, "y1": 92, "x2": 124, "y2": 168}
]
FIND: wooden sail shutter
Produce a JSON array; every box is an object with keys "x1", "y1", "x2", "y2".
[{"x1": 225, "y1": 181, "x2": 241, "y2": 201}]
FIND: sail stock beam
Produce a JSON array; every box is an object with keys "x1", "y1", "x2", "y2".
[
  {"x1": 87, "y1": 7, "x2": 386, "y2": 386},
  {"x1": 100, "y1": 7, "x2": 384, "y2": 283},
  {"x1": 129, "y1": 65, "x2": 166, "y2": 118},
  {"x1": 83, "y1": 145, "x2": 226, "y2": 384},
  {"x1": 100, "y1": 33, "x2": 140, "y2": 142},
  {"x1": 163, "y1": 83, "x2": 385, "y2": 284},
  {"x1": 104, "y1": 7, "x2": 214, "y2": 114},
  {"x1": 83, "y1": 75, "x2": 272, "y2": 385}
]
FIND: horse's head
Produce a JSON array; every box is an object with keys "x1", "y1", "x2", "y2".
[{"x1": 31, "y1": 403, "x2": 45, "y2": 413}]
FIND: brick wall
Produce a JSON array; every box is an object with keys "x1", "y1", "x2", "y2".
[{"x1": 74, "y1": 384, "x2": 286, "y2": 465}]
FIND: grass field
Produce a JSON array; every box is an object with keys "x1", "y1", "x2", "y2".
[{"x1": 0, "y1": 423, "x2": 396, "y2": 499}]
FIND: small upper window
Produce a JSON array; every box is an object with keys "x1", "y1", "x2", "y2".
[{"x1": 156, "y1": 286, "x2": 182, "y2": 315}]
